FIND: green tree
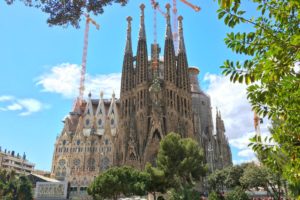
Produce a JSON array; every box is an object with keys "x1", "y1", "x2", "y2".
[
  {"x1": 0, "y1": 170, "x2": 32, "y2": 200},
  {"x1": 217, "y1": 0, "x2": 300, "y2": 196},
  {"x1": 88, "y1": 166, "x2": 148, "y2": 200},
  {"x1": 16, "y1": 176, "x2": 33, "y2": 200},
  {"x1": 208, "y1": 191, "x2": 223, "y2": 200},
  {"x1": 240, "y1": 164, "x2": 268, "y2": 190},
  {"x1": 167, "y1": 186, "x2": 201, "y2": 200},
  {"x1": 225, "y1": 186, "x2": 249, "y2": 200},
  {"x1": 224, "y1": 165, "x2": 244, "y2": 189},
  {"x1": 208, "y1": 169, "x2": 227, "y2": 192},
  {"x1": 144, "y1": 163, "x2": 167, "y2": 200},
  {"x1": 156, "y1": 132, "x2": 207, "y2": 189}
]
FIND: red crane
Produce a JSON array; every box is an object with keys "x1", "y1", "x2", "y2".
[
  {"x1": 73, "y1": 14, "x2": 100, "y2": 113},
  {"x1": 150, "y1": 0, "x2": 200, "y2": 54}
]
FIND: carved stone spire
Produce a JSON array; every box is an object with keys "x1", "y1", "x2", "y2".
[
  {"x1": 178, "y1": 16, "x2": 186, "y2": 53},
  {"x1": 136, "y1": 4, "x2": 148, "y2": 85},
  {"x1": 139, "y1": 4, "x2": 146, "y2": 40},
  {"x1": 125, "y1": 16, "x2": 133, "y2": 54},
  {"x1": 176, "y1": 15, "x2": 189, "y2": 91},
  {"x1": 165, "y1": 3, "x2": 172, "y2": 39},
  {"x1": 164, "y1": 3, "x2": 176, "y2": 85},
  {"x1": 121, "y1": 16, "x2": 134, "y2": 94}
]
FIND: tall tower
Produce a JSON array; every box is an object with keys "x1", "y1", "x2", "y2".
[{"x1": 118, "y1": 5, "x2": 194, "y2": 168}]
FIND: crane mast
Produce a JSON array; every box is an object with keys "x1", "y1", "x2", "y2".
[
  {"x1": 74, "y1": 14, "x2": 99, "y2": 113},
  {"x1": 150, "y1": 0, "x2": 200, "y2": 54},
  {"x1": 179, "y1": 0, "x2": 201, "y2": 12}
]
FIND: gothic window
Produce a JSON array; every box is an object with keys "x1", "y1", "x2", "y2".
[
  {"x1": 77, "y1": 140, "x2": 80, "y2": 145},
  {"x1": 61, "y1": 167, "x2": 66, "y2": 176},
  {"x1": 59, "y1": 159, "x2": 66, "y2": 166},
  {"x1": 152, "y1": 129, "x2": 161, "y2": 141},
  {"x1": 73, "y1": 159, "x2": 80, "y2": 166},
  {"x1": 91, "y1": 140, "x2": 95, "y2": 145},
  {"x1": 86, "y1": 119, "x2": 90, "y2": 126},
  {"x1": 111, "y1": 119, "x2": 114, "y2": 125},
  {"x1": 100, "y1": 157, "x2": 110, "y2": 171},
  {"x1": 105, "y1": 139, "x2": 109, "y2": 145},
  {"x1": 87, "y1": 158, "x2": 95, "y2": 171},
  {"x1": 129, "y1": 152, "x2": 136, "y2": 160},
  {"x1": 98, "y1": 119, "x2": 102, "y2": 126},
  {"x1": 202, "y1": 101, "x2": 205, "y2": 105},
  {"x1": 63, "y1": 140, "x2": 66, "y2": 145}
]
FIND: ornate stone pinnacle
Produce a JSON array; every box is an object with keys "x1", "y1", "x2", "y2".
[
  {"x1": 165, "y1": 3, "x2": 171, "y2": 10},
  {"x1": 139, "y1": 4, "x2": 146, "y2": 40},
  {"x1": 126, "y1": 16, "x2": 132, "y2": 23},
  {"x1": 178, "y1": 15, "x2": 183, "y2": 22},
  {"x1": 140, "y1": 3, "x2": 145, "y2": 11}
]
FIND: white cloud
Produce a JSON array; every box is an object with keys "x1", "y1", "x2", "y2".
[
  {"x1": 36, "y1": 63, "x2": 121, "y2": 99},
  {"x1": 17, "y1": 99, "x2": 45, "y2": 116},
  {"x1": 203, "y1": 73, "x2": 270, "y2": 164},
  {"x1": 0, "y1": 95, "x2": 14, "y2": 102},
  {"x1": 7, "y1": 103, "x2": 23, "y2": 111},
  {"x1": 233, "y1": 158, "x2": 258, "y2": 165},
  {"x1": 204, "y1": 73, "x2": 253, "y2": 140},
  {"x1": 238, "y1": 148, "x2": 255, "y2": 158},
  {"x1": 0, "y1": 96, "x2": 46, "y2": 116}
]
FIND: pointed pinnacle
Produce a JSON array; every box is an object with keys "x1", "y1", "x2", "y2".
[
  {"x1": 125, "y1": 16, "x2": 132, "y2": 53},
  {"x1": 178, "y1": 15, "x2": 186, "y2": 52},
  {"x1": 139, "y1": 4, "x2": 146, "y2": 40},
  {"x1": 165, "y1": 3, "x2": 172, "y2": 39}
]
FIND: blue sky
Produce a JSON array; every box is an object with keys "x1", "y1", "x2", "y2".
[{"x1": 0, "y1": 0, "x2": 263, "y2": 170}]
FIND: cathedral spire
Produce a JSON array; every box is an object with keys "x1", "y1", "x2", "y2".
[
  {"x1": 121, "y1": 16, "x2": 134, "y2": 94},
  {"x1": 136, "y1": 3, "x2": 148, "y2": 85},
  {"x1": 165, "y1": 4, "x2": 172, "y2": 39},
  {"x1": 125, "y1": 16, "x2": 132, "y2": 54},
  {"x1": 164, "y1": 3, "x2": 176, "y2": 85},
  {"x1": 178, "y1": 16, "x2": 186, "y2": 53},
  {"x1": 176, "y1": 16, "x2": 189, "y2": 91},
  {"x1": 139, "y1": 4, "x2": 146, "y2": 40}
]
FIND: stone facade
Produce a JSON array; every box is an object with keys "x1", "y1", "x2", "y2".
[
  {"x1": 51, "y1": 4, "x2": 232, "y2": 194},
  {"x1": 51, "y1": 93, "x2": 118, "y2": 193}
]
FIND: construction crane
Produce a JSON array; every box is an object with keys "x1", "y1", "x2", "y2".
[
  {"x1": 173, "y1": 0, "x2": 200, "y2": 52},
  {"x1": 150, "y1": 0, "x2": 200, "y2": 54},
  {"x1": 150, "y1": 0, "x2": 167, "y2": 72},
  {"x1": 179, "y1": 0, "x2": 201, "y2": 12},
  {"x1": 73, "y1": 13, "x2": 100, "y2": 113}
]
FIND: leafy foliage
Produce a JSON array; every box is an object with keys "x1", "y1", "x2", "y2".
[
  {"x1": 0, "y1": 169, "x2": 33, "y2": 200},
  {"x1": 5, "y1": 0, "x2": 236, "y2": 27},
  {"x1": 144, "y1": 163, "x2": 167, "y2": 199},
  {"x1": 156, "y1": 132, "x2": 207, "y2": 188},
  {"x1": 87, "y1": 166, "x2": 148, "y2": 200},
  {"x1": 240, "y1": 164, "x2": 269, "y2": 190},
  {"x1": 167, "y1": 186, "x2": 201, "y2": 200},
  {"x1": 208, "y1": 191, "x2": 223, "y2": 200},
  {"x1": 89, "y1": 133, "x2": 206, "y2": 199},
  {"x1": 225, "y1": 186, "x2": 249, "y2": 200},
  {"x1": 217, "y1": 0, "x2": 300, "y2": 194},
  {"x1": 208, "y1": 169, "x2": 227, "y2": 192},
  {"x1": 5, "y1": 0, "x2": 128, "y2": 28}
]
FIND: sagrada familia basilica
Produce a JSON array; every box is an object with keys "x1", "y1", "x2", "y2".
[{"x1": 51, "y1": 4, "x2": 232, "y2": 194}]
